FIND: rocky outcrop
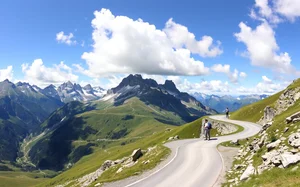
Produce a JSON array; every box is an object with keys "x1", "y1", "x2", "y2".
[
  {"x1": 266, "y1": 140, "x2": 281, "y2": 151},
  {"x1": 240, "y1": 164, "x2": 256, "y2": 181},
  {"x1": 263, "y1": 106, "x2": 276, "y2": 123},
  {"x1": 281, "y1": 153, "x2": 300, "y2": 168},
  {"x1": 131, "y1": 148, "x2": 143, "y2": 162},
  {"x1": 286, "y1": 112, "x2": 300, "y2": 124},
  {"x1": 276, "y1": 87, "x2": 300, "y2": 114},
  {"x1": 288, "y1": 133, "x2": 300, "y2": 148}
]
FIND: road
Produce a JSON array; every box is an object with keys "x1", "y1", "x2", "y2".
[{"x1": 105, "y1": 115, "x2": 261, "y2": 187}]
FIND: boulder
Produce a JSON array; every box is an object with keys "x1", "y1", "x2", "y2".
[
  {"x1": 174, "y1": 135, "x2": 180, "y2": 140},
  {"x1": 131, "y1": 148, "x2": 143, "y2": 162},
  {"x1": 266, "y1": 140, "x2": 281, "y2": 151},
  {"x1": 288, "y1": 133, "x2": 300, "y2": 148},
  {"x1": 263, "y1": 106, "x2": 276, "y2": 123},
  {"x1": 231, "y1": 139, "x2": 239, "y2": 145},
  {"x1": 284, "y1": 127, "x2": 289, "y2": 133},
  {"x1": 240, "y1": 164, "x2": 256, "y2": 181},
  {"x1": 286, "y1": 112, "x2": 300, "y2": 124},
  {"x1": 280, "y1": 153, "x2": 300, "y2": 168},
  {"x1": 293, "y1": 118, "x2": 300, "y2": 123},
  {"x1": 116, "y1": 167, "x2": 123, "y2": 173},
  {"x1": 100, "y1": 160, "x2": 113, "y2": 171},
  {"x1": 262, "y1": 122, "x2": 273, "y2": 131}
]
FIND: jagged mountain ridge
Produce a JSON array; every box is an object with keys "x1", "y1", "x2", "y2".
[
  {"x1": 192, "y1": 92, "x2": 269, "y2": 113},
  {"x1": 0, "y1": 80, "x2": 64, "y2": 161},
  {"x1": 104, "y1": 74, "x2": 216, "y2": 120}
]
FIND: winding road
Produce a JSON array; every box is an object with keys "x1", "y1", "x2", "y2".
[{"x1": 105, "y1": 115, "x2": 261, "y2": 187}]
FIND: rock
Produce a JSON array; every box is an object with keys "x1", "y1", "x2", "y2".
[
  {"x1": 116, "y1": 167, "x2": 123, "y2": 173},
  {"x1": 95, "y1": 183, "x2": 101, "y2": 187},
  {"x1": 290, "y1": 149, "x2": 298, "y2": 154},
  {"x1": 174, "y1": 135, "x2": 179, "y2": 140},
  {"x1": 293, "y1": 118, "x2": 300, "y2": 123},
  {"x1": 231, "y1": 139, "x2": 239, "y2": 145},
  {"x1": 266, "y1": 140, "x2": 281, "y2": 151},
  {"x1": 240, "y1": 164, "x2": 256, "y2": 181},
  {"x1": 228, "y1": 179, "x2": 235, "y2": 183},
  {"x1": 168, "y1": 137, "x2": 174, "y2": 140},
  {"x1": 100, "y1": 160, "x2": 113, "y2": 171},
  {"x1": 143, "y1": 160, "x2": 150, "y2": 165},
  {"x1": 263, "y1": 106, "x2": 276, "y2": 123},
  {"x1": 262, "y1": 122, "x2": 273, "y2": 131},
  {"x1": 280, "y1": 137, "x2": 287, "y2": 141},
  {"x1": 131, "y1": 148, "x2": 143, "y2": 162},
  {"x1": 280, "y1": 153, "x2": 300, "y2": 168},
  {"x1": 165, "y1": 128, "x2": 172, "y2": 131},
  {"x1": 288, "y1": 133, "x2": 300, "y2": 148},
  {"x1": 284, "y1": 127, "x2": 289, "y2": 133},
  {"x1": 286, "y1": 112, "x2": 300, "y2": 124}
]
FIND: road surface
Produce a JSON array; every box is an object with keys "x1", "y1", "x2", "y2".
[{"x1": 105, "y1": 115, "x2": 261, "y2": 187}]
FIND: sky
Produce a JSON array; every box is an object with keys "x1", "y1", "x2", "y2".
[{"x1": 0, "y1": 0, "x2": 300, "y2": 95}]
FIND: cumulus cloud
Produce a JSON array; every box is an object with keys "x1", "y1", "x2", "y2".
[
  {"x1": 211, "y1": 64, "x2": 246, "y2": 83},
  {"x1": 250, "y1": 0, "x2": 300, "y2": 23},
  {"x1": 56, "y1": 31, "x2": 77, "y2": 45},
  {"x1": 275, "y1": 0, "x2": 300, "y2": 21},
  {"x1": 22, "y1": 59, "x2": 78, "y2": 87},
  {"x1": 239, "y1": 72, "x2": 247, "y2": 78},
  {"x1": 0, "y1": 66, "x2": 13, "y2": 81},
  {"x1": 237, "y1": 76, "x2": 287, "y2": 94},
  {"x1": 235, "y1": 21, "x2": 295, "y2": 74},
  {"x1": 262, "y1": 75, "x2": 272, "y2": 83},
  {"x1": 80, "y1": 8, "x2": 222, "y2": 77},
  {"x1": 163, "y1": 18, "x2": 223, "y2": 57}
]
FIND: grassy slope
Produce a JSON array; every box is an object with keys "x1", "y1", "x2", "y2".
[
  {"x1": 230, "y1": 91, "x2": 282, "y2": 122},
  {"x1": 223, "y1": 78, "x2": 300, "y2": 187}
]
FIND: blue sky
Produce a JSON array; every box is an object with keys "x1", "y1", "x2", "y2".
[{"x1": 0, "y1": 0, "x2": 299, "y2": 95}]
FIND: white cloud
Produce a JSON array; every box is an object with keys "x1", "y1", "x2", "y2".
[
  {"x1": 235, "y1": 21, "x2": 294, "y2": 74},
  {"x1": 22, "y1": 59, "x2": 78, "y2": 87},
  {"x1": 251, "y1": 0, "x2": 282, "y2": 23},
  {"x1": 237, "y1": 76, "x2": 287, "y2": 94},
  {"x1": 211, "y1": 64, "x2": 230, "y2": 74},
  {"x1": 250, "y1": 0, "x2": 300, "y2": 23},
  {"x1": 239, "y1": 72, "x2": 247, "y2": 78},
  {"x1": 0, "y1": 66, "x2": 13, "y2": 81},
  {"x1": 275, "y1": 0, "x2": 300, "y2": 21},
  {"x1": 262, "y1": 75, "x2": 272, "y2": 83},
  {"x1": 80, "y1": 8, "x2": 222, "y2": 77},
  {"x1": 211, "y1": 64, "x2": 245, "y2": 83},
  {"x1": 56, "y1": 31, "x2": 77, "y2": 45},
  {"x1": 164, "y1": 18, "x2": 223, "y2": 57}
]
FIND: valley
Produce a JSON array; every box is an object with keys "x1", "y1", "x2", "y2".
[{"x1": 0, "y1": 76, "x2": 299, "y2": 187}]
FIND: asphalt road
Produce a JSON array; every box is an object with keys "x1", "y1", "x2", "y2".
[{"x1": 106, "y1": 115, "x2": 261, "y2": 187}]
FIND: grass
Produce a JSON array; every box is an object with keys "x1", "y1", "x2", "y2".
[
  {"x1": 237, "y1": 163, "x2": 300, "y2": 187},
  {"x1": 230, "y1": 91, "x2": 283, "y2": 123},
  {"x1": 0, "y1": 171, "x2": 48, "y2": 187}
]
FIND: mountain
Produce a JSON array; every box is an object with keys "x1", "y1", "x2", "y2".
[
  {"x1": 226, "y1": 78, "x2": 300, "y2": 186},
  {"x1": 104, "y1": 74, "x2": 216, "y2": 120},
  {"x1": 25, "y1": 74, "x2": 216, "y2": 170},
  {"x1": 192, "y1": 92, "x2": 269, "y2": 113},
  {"x1": 0, "y1": 80, "x2": 64, "y2": 161},
  {"x1": 42, "y1": 82, "x2": 106, "y2": 103}
]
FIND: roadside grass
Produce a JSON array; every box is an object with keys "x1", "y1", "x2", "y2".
[
  {"x1": 237, "y1": 163, "x2": 300, "y2": 187},
  {"x1": 92, "y1": 145, "x2": 170, "y2": 185}
]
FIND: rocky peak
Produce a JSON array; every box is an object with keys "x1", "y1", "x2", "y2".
[
  {"x1": 83, "y1": 84, "x2": 93, "y2": 91},
  {"x1": 112, "y1": 74, "x2": 157, "y2": 93},
  {"x1": 162, "y1": 80, "x2": 179, "y2": 94}
]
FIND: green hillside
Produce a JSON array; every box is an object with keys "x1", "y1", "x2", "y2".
[
  {"x1": 27, "y1": 97, "x2": 184, "y2": 171},
  {"x1": 230, "y1": 78, "x2": 300, "y2": 123}
]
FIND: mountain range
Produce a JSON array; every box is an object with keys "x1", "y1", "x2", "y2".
[{"x1": 192, "y1": 92, "x2": 268, "y2": 113}]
